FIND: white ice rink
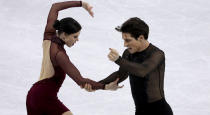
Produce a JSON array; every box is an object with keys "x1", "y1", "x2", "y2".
[{"x1": 0, "y1": 0, "x2": 210, "y2": 114}]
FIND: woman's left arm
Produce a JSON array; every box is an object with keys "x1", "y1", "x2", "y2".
[{"x1": 44, "y1": 1, "x2": 93, "y2": 40}]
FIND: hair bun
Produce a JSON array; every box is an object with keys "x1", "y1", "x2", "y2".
[{"x1": 53, "y1": 20, "x2": 60, "y2": 30}]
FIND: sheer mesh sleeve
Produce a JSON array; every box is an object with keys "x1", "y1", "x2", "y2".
[
  {"x1": 43, "y1": 1, "x2": 82, "y2": 40},
  {"x1": 99, "y1": 50, "x2": 129, "y2": 84},
  {"x1": 55, "y1": 51, "x2": 104, "y2": 89},
  {"x1": 115, "y1": 50, "x2": 165, "y2": 78}
]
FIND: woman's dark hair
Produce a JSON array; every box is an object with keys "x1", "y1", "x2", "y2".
[
  {"x1": 53, "y1": 17, "x2": 82, "y2": 35},
  {"x1": 116, "y1": 17, "x2": 149, "y2": 40}
]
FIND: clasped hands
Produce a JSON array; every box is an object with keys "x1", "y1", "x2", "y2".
[{"x1": 81, "y1": 78, "x2": 124, "y2": 92}]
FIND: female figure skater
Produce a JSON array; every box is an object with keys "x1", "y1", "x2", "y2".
[{"x1": 26, "y1": 1, "x2": 105, "y2": 115}]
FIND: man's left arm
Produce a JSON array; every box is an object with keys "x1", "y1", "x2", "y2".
[{"x1": 115, "y1": 50, "x2": 165, "y2": 78}]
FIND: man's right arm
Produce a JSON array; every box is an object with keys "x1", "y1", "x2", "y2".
[{"x1": 98, "y1": 49, "x2": 130, "y2": 84}]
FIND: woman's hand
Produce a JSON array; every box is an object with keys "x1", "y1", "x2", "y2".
[
  {"x1": 80, "y1": 78, "x2": 95, "y2": 92},
  {"x1": 82, "y1": 1, "x2": 94, "y2": 17},
  {"x1": 83, "y1": 83, "x2": 95, "y2": 92}
]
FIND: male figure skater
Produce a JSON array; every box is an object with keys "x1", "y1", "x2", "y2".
[{"x1": 85, "y1": 17, "x2": 173, "y2": 115}]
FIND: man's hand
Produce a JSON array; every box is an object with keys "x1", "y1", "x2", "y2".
[
  {"x1": 105, "y1": 78, "x2": 124, "y2": 91},
  {"x1": 108, "y1": 48, "x2": 120, "y2": 62},
  {"x1": 82, "y1": 1, "x2": 94, "y2": 17}
]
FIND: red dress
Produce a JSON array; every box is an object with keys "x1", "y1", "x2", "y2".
[{"x1": 26, "y1": 1, "x2": 104, "y2": 115}]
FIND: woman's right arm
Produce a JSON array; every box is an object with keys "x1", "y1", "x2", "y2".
[
  {"x1": 43, "y1": 1, "x2": 82, "y2": 40},
  {"x1": 55, "y1": 51, "x2": 105, "y2": 90}
]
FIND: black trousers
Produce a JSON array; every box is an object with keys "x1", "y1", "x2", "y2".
[{"x1": 135, "y1": 98, "x2": 173, "y2": 115}]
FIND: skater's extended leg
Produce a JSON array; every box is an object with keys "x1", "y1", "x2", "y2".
[{"x1": 62, "y1": 111, "x2": 73, "y2": 115}]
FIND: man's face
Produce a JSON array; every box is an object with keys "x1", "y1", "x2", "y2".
[{"x1": 122, "y1": 33, "x2": 141, "y2": 54}]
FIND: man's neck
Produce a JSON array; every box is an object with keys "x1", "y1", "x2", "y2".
[{"x1": 138, "y1": 41, "x2": 150, "y2": 52}]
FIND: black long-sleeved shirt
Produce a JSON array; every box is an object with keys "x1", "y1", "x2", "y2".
[{"x1": 99, "y1": 43, "x2": 166, "y2": 104}]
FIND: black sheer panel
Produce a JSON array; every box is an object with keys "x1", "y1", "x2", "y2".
[
  {"x1": 121, "y1": 44, "x2": 166, "y2": 103},
  {"x1": 100, "y1": 43, "x2": 167, "y2": 103},
  {"x1": 115, "y1": 49, "x2": 165, "y2": 78}
]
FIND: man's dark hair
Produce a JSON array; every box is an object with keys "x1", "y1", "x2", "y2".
[
  {"x1": 116, "y1": 17, "x2": 149, "y2": 40},
  {"x1": 53, "y1": 17, "x2": 82, "y2": 35}
]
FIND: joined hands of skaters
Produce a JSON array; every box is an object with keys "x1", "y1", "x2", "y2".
[
  {"x1": 82, "y1": 1, "x2": 94, "y2": 17},
  {"x1": 81, "y1": 78, "x2": 124, "y2": 92}
]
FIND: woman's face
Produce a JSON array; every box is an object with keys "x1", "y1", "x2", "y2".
[{"x1": 61, "y1": 31, "x2": 80, "y2": 47}]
